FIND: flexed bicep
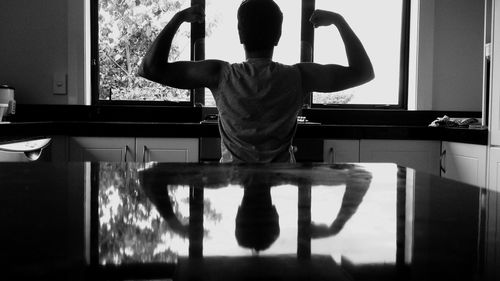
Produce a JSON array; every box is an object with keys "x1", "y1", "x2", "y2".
[
  {"x1": 297, "y1": 62, "x2": 366, "y2": 93},
  {"x1": 138, "y1": 5, "x2": 225, "y2": 90},
  {"x1": 140, "y1": 59, "x2": 226, "y2": 90},
  {"x1": 143, "y1": 60, "x2": 226, "y2": 90},
  {"x1": 299, "y1": 9, "x2": 374, "y2": 94}
]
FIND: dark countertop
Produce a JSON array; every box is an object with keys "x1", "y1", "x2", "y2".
[
  {"x1": 1, "y1": 162, "x2": 498, "y2": 280},
  {"x1": 0, "y1": 121, "x2": 488, "y2": 145},
  {"x1": 0, "y1": 104, "x2": 488, "y2": 144}
]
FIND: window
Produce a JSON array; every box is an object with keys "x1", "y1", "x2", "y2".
[
  {"x1": 93, "y1": 0, "x2": 191, "y2": 104},
  {"x1": 92, "y1": 0, "x2": 409, "y2": 109},
  {"x1": 204, "y1": 0, "x2": 301, "y2": 107},
  {"x1": 312, "y1": 0, "x2": 409, "y2": 108}
]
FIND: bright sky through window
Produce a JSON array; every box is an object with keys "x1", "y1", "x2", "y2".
[
  {"x1": 205, "y1": 0, "x2": 404, "y2": 107},
  {"x1": 314, "y1": 0, "x2": 403, "y2": 105},
  {"x1": 204, "y1": 0, "x2": 301, "y2": 106},
  {"x1": 97, "y1": 0, "x2": 405, "y2": 107},
  {"x1": 205, "y1": 0, "x2": 301, "y2": 64}
]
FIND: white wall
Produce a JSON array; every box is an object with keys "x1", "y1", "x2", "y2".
[
  {"x1": 0, "y1": 0, "x2": 69, "y2": 104},
  {"x1": 433, "y1": 0, "x2": 484, "y2": 111},
  {"x1": 416, "y1": 0, "x2": 485, "y2": 111}
]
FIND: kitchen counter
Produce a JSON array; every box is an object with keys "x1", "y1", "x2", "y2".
[
  {"x1": 0, "y1": 104, "x2": 488, "y2": 145},
  {"x1": 0, "y1": 121, "x2": 488, "y2": 145},
  {"x1": 1, "y1": 161, "x2": 498, "y2": 280}
]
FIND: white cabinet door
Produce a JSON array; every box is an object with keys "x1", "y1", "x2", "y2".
[
  {"x1": 360, "y1": 140, "x2": 441, "y2": 175},
  {"x1": 136, "y1": 138, "x2": 199, "y2": 163},
  {"x1": 323, "y1": 140, "x2": 359, "y2": 163},
  {"x1": 486, "y1": 147, "x2": 500, "y2": 280},
  {"x1": 488, "y1": 147, "x2": 500, "y2": 192},
  {"x1": 441, "y1": 142, "x2": 487, "y2": 187},
  {"x1": 68, "y1": 137, "x2": 135, "y2": 162}
]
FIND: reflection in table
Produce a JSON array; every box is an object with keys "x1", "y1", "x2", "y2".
[{"x1": 90, "y1": 162, "x2": 488, "y2": 281}]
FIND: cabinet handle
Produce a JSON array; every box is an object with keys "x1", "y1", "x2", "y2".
[
  {"x1": 123, "y1": 145, "x2": 128, "y2": 162},
  {"x1": 440, "y1": 149, "x2": 447, "y2": 174},
  {"x1": 329, "y1": 147, "x2": 336, "y2": 164},
  {"x1": 143, "y1": 145, "x2": 148, "y2": 163}
]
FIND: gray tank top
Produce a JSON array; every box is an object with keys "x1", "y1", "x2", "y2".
[{"x1": 212, "y1": 58, "x2": 304, "y2": 163}]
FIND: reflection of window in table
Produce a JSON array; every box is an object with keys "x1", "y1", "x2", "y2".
[
  {"x1": 93, "y1": 163, "x2": 191, "y2": 265},
  {"x1": 204, "y1": 0, "x2": 302, "y2": 107},
  {"x1": 310, "y1": 164, "x2": 398, "y2": 265}
]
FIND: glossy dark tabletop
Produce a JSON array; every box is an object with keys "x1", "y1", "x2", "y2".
[{"x1": 0, "y1": 162, "x2": 499, "y2": 281}]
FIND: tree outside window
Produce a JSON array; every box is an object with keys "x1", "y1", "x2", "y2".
[{"x1": 98, "y1": 0, "x2": 191, "y2": 102}]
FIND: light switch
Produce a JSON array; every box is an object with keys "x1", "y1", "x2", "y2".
[{"x1": 53, "y1": 72, "x2": 67, "y2": 95}]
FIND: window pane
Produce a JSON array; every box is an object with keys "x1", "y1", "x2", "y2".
[
  {"x1": 204, "y1": 0, "x2": 301, "y2": 107},
  {"x1": 98, "y1": 0, "x2": 190, "y2": 102},
  {"x1": 313, "y1": 0, "x2": 403, "y2": 106}
]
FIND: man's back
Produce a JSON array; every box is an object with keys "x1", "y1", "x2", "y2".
[
  {"x1": 138, "y1": 1, "x2": 374, "y2": 163},
  {"x1": 214, "y1": 59, "x2": 304, "y2": 163}
]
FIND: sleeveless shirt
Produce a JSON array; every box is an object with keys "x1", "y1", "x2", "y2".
[{"x1": 212, "y1": 58, "x2": 304, "y2": 163}]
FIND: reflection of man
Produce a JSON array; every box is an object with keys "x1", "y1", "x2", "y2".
[
  {"x1": 141, "y1": 166, "x2": 281, "y2": 252},
  {"x1": 310, "y1": 166, "x2": 372, "y2": 238},
  {"x1": 235, "y1": 175, "x2": 280, "y2": 253},
  {"x1": 140, "y1": 164, "x2": 372, "y2": 250},
  {"x1": 140, "y1": 175, "x2": 190, "y2": 238}
]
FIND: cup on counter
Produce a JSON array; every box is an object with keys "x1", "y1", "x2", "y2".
[
  {"x1": 0, "y1": 85, "x2": 15, "y2": 116},
  {"x1": 0, "y1": 103, "x2": 8, "y2": 122}
]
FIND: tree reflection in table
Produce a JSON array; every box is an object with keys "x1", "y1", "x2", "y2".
[{"x1": 97, "y1": 163, "x2": 221, "y2": 265}]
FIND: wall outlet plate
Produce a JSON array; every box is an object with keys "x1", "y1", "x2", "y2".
[{"x1": 53, "y1": 72, "x2": 67, "y2": 95}]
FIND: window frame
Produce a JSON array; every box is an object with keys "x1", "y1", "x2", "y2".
[
  {"x1": 91, "y1": 0, "x2": 410, "y2": 109},
  {"x1": 90, "y1": 0, "x2": 199, "y2": 106},
  {"x1": 309, "y1": 0, "x2": 411, "y2": 109}
]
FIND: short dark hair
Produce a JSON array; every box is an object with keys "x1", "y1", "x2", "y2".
[
  {"x1": 237, "y1": 0, "x2": 283, "y2": 52},
  {"x1": 235, "y1": 205, "x2": 280, "y2": 252}
]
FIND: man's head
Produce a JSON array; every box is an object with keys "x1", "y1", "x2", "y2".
[
  {"x1": 235, "y1": 204, "x2": 280, "y2": 252},
  {"x1": 237, "y1": 0, "x2": 283, "y2": 52}
]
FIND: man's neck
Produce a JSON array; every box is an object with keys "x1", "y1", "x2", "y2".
[{"x1": 244, "y1": 48, "x2": 274, "y2": 60}]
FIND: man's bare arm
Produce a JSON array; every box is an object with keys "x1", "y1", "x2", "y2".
[
  {"x1": 297, "y1": 10, "x2": 374, "y2": 93},
  {"x1": 138, "y1": 5, "x2": 225, "y2": 90}
]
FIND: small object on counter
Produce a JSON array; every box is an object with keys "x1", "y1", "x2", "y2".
[
  {"x1": 297, "y1": 116, "x2": 307, "y2": 123},
  {"x1": 0, "y1": 138, "x2": 52, "y2": 161},
  {"x1": 428, "y1": 115, "x2": 480, "y2": 128},
  {"x1": 297, "y1": 115, "x2": 321, "y2": 125},
  {"x1": 0, "y1": 103, "x2": 7, "y2": 122},
  {"x1": 468, "y1": 124, "x2": 487, "y2": 130},
  {"x1": 200, "y1": 114, "x2": 219, "y2": 124},
  {"x1": 206, "y1": 114, "x2": 218, "y2": 121},
  {"x1": 0, "y1": 85, "x2": 16, "y2": 116},
  {"x1": 456, "y1": 118, "x2": 479, "y2": 126},
  {"x1": 429, "y1": 115, "x2": 453, "y2": 127}
]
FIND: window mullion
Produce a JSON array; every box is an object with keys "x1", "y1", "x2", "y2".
[
  {"x1": 192, "y1": 0, "x2": 206, "y2": 106},
  {"x1": 301, "y1": 0, "x2": 315, "y2": 107}
]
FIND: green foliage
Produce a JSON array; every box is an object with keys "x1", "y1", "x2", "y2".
[
  {"x1": 98, "y1": 163, "x2": 221, "y2": 264},
  {"x1": 98, "y1": 0, "x2": 191, "y2": 101},
  {"x1": 313, "y1": 91, "x2": 354, "y2": 105}
]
